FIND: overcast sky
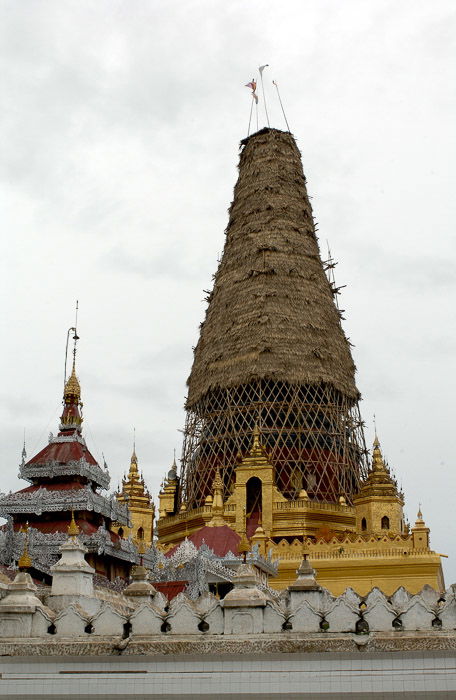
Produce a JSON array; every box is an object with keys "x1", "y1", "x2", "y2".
[{"x1": 1, "y1": 0, "x2": 455, "y2": 583}]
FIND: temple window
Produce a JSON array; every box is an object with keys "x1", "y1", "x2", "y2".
[
  {"x1": 137, "y1": 527, "x2": 144, "y2": 540},
  {"x1": 381, "y1": 516, "x2": 390, "y2": 530},
  {"x1": 361, "y1": 517, "x2": 367, "y2": 531}
]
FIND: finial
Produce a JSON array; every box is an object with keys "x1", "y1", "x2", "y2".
[
  {"x1": 18, "y1": 523, "x2": 32, "y2": 571},
  {"x1": 208, "y1": 467, "x2": 226, "y2": 526},
  {"x1": 62, "y1": 309, "x2": 81, "y2": 407},
  {"x1": 130, "y1": 428, "x2": 138, "y2": 468},
  {"x1": 371, "y1": 434, "x2": 386, "y2": 471},
  {"x1": 212, "y1": 467, "x2": 223, "y2": 493},
  {"x1": 249, "y1": 423, "x2": 264, "y2": 458},
  {"x1": 21, "y1": 429, "x2": 27, "y2": 465},
  {"x1": 63, "y1": 302, "x2": 80, "y2": 390},
  {"x1": 68, "y1": 510, "x2": 80, "y2": 537},
  {"x1": 417, "y1": 503, "x2": 424, "y2": 522},
  {"x1": 373, "y1": 414, "x2": 379, "y2": 447}
]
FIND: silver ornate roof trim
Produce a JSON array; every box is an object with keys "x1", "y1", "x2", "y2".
[
  {"x1": 0, "y1": 485, "x2": 130, "y2": 525},
  {"x1": 0, "y1": 526, "x2": 138, "y2": 572},
  {"x1": 19, "y1": 458, "x2": 110, "y2": 490}
]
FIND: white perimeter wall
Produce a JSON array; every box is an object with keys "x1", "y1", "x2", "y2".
[{"x1": 0, "y1": 651, "x2": 455, "y2": 698}]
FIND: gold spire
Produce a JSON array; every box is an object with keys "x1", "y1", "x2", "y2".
[
  {"x1": 60, "y1": 326, "x2": 83, "y2": 431},
  {"x1": 353, "y1": 434, "x2": 403, "y2": 506},
  {"x1": 120, "y1": 446, "x2": 149, "y2": 502},
  {"x1": 372, "y1": 436, "x2": 387, "y2": 472},
  {"x1": 129, "y1": 446, "x2": 139, "y2": 475},
  {"x1": 131, "y1": 428, "x2": 138, "y2": 467},
  {"x1": 249, "y1": 424, "x2": 265, "y2": 458},
  {"x1": 64, "y1": 359, "x2": 81, "y2": 401},
  {"x1": 18, "y1": 524, "x2": 32, "y2": 571},
  {"x1": 415, "y1": 504, "x2": 425, "y2": 525},
  {"x1": 68, "y1": 510, "x2": 80, "y2": 537},
  {"x1": 208, "y1": 468, "x2": 226, "y2": 527}
]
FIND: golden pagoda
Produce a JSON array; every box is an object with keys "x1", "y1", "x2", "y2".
[
  {"x1": 156, "y1": 128, "x2": 445, "y2": 595},
  {"x1": 114, "y1": 447, "x2": 155, "y2": 547}
]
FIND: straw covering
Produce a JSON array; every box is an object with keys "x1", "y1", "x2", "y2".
[
  {"x1": 187, "y1": 128, "x2": 358, "y2": 407},
  {"x1": 180, "y1": 129, "x2": 367, "y2": 509}
]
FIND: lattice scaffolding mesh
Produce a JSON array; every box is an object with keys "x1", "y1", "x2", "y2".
[{"x1": 180, "y1": 380, "x2": 368, "y2": 510}]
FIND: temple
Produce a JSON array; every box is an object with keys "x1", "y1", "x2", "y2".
[
  {"x1": 112, "y1": 446, "x2": 155, "y2": 547},
  {"x1": 0, "y1": 336, "x2": 137, "y2": 581},
  {"x1": 0, "y1": 125, "x2": 453, "y2": 697},
  {"x1": 156, "y1": 128, "x2": 445, "y2": 595}
]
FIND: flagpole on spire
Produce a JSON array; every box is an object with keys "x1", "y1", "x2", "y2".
[
  {"x1": 245, "y1": 78, "x2": 259, "y2": 137},
  {"x1": 259, "y1": 65, "x2": 270, "y2": 127},
  {"x1": 247, "y1": 94, "x2": 254, "y2": 137},
  {"x1": 273, "y1": 79, "x2": 291, "y2": 132}
]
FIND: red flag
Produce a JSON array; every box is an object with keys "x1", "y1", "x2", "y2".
[{"x1": 245, "y1": 80, "x2": 258, "y2": 103}]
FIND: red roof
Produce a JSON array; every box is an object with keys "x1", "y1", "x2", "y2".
[
  {"x1": 18, "y1": 481, "x2": 86, "y2": 493},
  {"x1": 27, "y1": 439, "x2": 98, "y2": 467},
  {"x1": 166, "y1": 524, "x2": 241, "y2": 559},
  {"x1": 153, "y1": 581, "x2": 187, "y2": 600},
  {"x1": 12, "y1": 518, "x2": 121, "y2": 542}
]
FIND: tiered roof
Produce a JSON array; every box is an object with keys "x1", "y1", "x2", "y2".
[{"x1": 0, "y1": 343, "x2": 135, "y2": 576}]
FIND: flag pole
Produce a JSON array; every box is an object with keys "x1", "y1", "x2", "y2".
[
  {"x1": 247, "y1": 94, "x2": 254, "y2": 137},
  {"x1": 256, "y1": 98, "x2": 259, "y2": 132},
  {"x1": 273, "y1": 79, "x2": 291, "y2": 132},
  {"x1": 259, "y1": 65, "x2": 270, "y2": 127}
]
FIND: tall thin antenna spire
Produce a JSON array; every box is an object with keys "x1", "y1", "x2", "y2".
[
  {"x1": 72, "y1": 300, "x2": 80, "y2": 371},
  {"x1": 272, "y1": 79, "x2": 290, "y2": 132}
]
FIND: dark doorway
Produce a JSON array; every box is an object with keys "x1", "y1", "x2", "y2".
[{"x1": 246, "y1": 476, "x2": 262, "y2": 538}]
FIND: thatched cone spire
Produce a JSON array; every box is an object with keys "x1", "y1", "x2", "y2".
[
  {"x1": 181, "y1": 128, "x2": 367, "y2": 509},
  {"x1": 187, "y1": 128, "x2": 357, "y2": 406}
]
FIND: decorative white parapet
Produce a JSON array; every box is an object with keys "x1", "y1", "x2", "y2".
[
  {"x1": 0, "y1": 547, "x2": 455, "y2": 640},
  {"x1": 0, "y1": 571, "x2": 53, "y2": 637},
  {"x1": 222, "y1": 563, "x2": 271, "y2": 634}
]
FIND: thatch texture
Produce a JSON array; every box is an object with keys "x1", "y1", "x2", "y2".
[{"x1": 186, "y1": 128, "x2": 359, "y2": 409}]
